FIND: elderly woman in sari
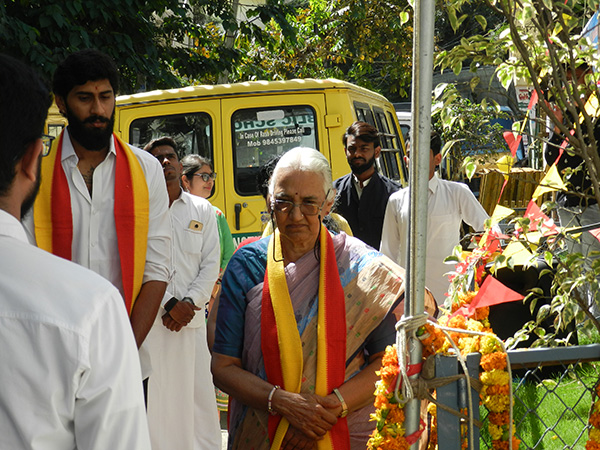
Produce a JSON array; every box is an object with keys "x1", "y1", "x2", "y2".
[{"x1": 211, "y1": 147, "x2": 407, "y2": 450}]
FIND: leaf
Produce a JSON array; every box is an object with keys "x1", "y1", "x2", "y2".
[
  {"x1": 447, "y1": 7, "x2": 459, "y2": 32},
  {"x1": 456, "y1": 14, "x2": 468, "y2": 30},
  {"x1": 433, "y1": 83, "x2": 448, "y2": 99},
  {"x1": 536, "y1": 304, "x2": 551, "y2": 322},
  {"x1": 469, "y1": 76, "x2": 481, "y2": 91},
  {"x1": 399, "y1": 11, "x2": 409, "y2": 26},
  {"x1": 460, "y1": 37, "x2": 472, "y2": 51},
  {"x1": 475, "y1": 15, "x2": 487, "y2": 31},
  {"x1": 463, "y1": 157, "x2": 477, "y2": 181},
  {"x1": 452, "y1": 61, "x2": 462, "y2": 76},
  {"x1": 544, "y1": 251, "x2": 553, "y2": 268}
]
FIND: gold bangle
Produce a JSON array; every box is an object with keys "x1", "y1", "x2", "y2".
[
  {"x1": 267, "y1": 385, "x2": 280, "y2": 415},
  {"x1": 333, "y1": 388, "x2": 348, "y2": 418}
]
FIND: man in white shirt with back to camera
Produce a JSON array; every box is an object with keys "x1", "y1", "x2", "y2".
[
  {"x1": 0, "y1": 54, "x2": 150, "y2": 449},
  {"x1": 143, "y1": 137, "x2": 222, "y2": 450},
  {"x1": 380, "y1": 131, "x2": 489, "y2": 304}
]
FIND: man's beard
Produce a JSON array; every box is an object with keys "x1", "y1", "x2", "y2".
[
  {"x1": 21, "y1": 157, "x2": 42, "y2": 219},
  {"x1": 349, "y1": 155, "x2": 375, "y2": 175},
  {"x1": 66, "y1": 106, "x2": 115, "y2": 152}
]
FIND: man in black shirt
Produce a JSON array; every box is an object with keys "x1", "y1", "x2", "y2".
[{"x1": 333, "y1": 121, "x2": 400, "y2": 249}]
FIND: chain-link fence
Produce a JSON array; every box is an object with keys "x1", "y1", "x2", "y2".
[{"x1": 436, "y1": 344, "x2": 600, "y2": 450}]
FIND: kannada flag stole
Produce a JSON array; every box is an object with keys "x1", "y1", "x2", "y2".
[
  {"x1": 33, "y1": 131, "x2": 149, "y2": 314},
  {"x1": 261, "y1": 226, "x2": 349, "y2": 450}
]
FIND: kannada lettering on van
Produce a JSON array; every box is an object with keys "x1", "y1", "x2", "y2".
[
  {"x1": 232, "y1": 107, "x2": 318, "y2": 171},
  {"x1": 234, "y1": 113, "x2": 314, "y2": 149}
]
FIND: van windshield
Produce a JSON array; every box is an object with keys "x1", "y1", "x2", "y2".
[
  {"x1": 232, "y1": 106, "x2": 318, "y2": 196},
  {"x1": 129, "y1": 112, "x2": 212, "y2": 160}
]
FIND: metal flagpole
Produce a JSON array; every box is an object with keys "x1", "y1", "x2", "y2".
[{"x1": 404, "y1": 0, "x2": 436, "y2": 447}]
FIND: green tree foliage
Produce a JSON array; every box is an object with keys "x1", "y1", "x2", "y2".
[
  {"x1": 0, "y1": 0, "x2": 414, "y2": 100},
  {"x1": 437, "y1": 0, "x2": 600, "y2": 339},
  {"x1": 432, "y1": 83, "x2": 510, "y2": 180},
  {"x1": 0, "y1": 0, "x2": 291, "y2": 93},
  {"x1": 232, "y1": 0, "x2": 414, "y2": 101},
  {"x1": 437, "y1": 0, "x2": 600, "y2": 203}
]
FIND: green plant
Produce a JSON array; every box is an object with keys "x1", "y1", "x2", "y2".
[{"x1": 432, "y1": 82, "x2": 511, "y2": 181}]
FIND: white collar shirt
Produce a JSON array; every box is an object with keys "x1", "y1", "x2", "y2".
[
  {"x1": 143, "y1": 191, "x2": 222, "y2": 449},
  {"x1": 0, "y1": 209, "x2": 151, "y2": 449},
  {"x1": 352, "y1": 173, "x2": 371, "y2": 199},
  {"x1": 380, "y1": 175, "x2": 489, "y2": 303},
  {"x1": 165, "y1": 191, "x2": 220, "y2": 325},
  {"x1": 23, "y1": 128, "x2": 172, "y2": 296}
]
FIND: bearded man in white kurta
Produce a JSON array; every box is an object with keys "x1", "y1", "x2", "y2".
[{"x1": 144, "y1": 137, "x2": 222, "y2": 450}]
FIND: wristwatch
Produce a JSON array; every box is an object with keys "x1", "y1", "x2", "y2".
[
  {"x1": 164, "y1": 297, "x2": 179, "y2": 313},
  {"x1": 182, "y1": 297, "x2": 195, "y2": 306}
]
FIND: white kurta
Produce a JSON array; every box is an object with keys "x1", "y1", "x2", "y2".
[
  {"x1": 380, "y1": 175, "x2": 489, "y2": 303},
  {"x1": 0, "y1": 210, "x2": 151, "y2": 450},
  {"x1": 144, "y1": 191, "x2": 222, "y2": 450}
]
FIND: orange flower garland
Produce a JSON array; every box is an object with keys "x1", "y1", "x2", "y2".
[
  {"x1": 369, "y1": 289, "x2": 521, "y2": 450},
  {"x1": 587, "y1": 382, "x2": 600, "y2": 450},
  {"x1": 367, "y1": 345, "x2": 410, "y2": 450}
]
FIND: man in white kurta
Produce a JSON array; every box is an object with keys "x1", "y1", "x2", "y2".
[
  {"x1": 0, "y1": 53, "x2": 151, "y2": 450},
  {"x1": 380, "y1": 132, "x2": 489, "y2": 304},
  {"x1": 144, "y1": 137, "x2": 222, "y2": 450}
]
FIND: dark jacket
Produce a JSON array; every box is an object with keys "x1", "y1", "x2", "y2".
[{"x1": 333, "y1": 171, "x2": 400, "y2": 249}]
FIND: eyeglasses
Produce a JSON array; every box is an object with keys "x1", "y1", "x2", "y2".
[
  {"x1": 271, "y1": 199, "x2": 325, "y2": 216},
  {"x1": 192, "y1": 172, "x2": 216, "y2": 182},
  {"x1": 41, "y1": 134, "x2": 55, "y2": 157}
]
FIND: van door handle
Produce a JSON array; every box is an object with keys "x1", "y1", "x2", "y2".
[{"x1": 234, "y1": 203, "x2": 242, "y2": 230}]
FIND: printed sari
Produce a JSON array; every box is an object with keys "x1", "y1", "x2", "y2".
[{"x1": 214, "y1": 232, "x2": 406, "y2": 450}]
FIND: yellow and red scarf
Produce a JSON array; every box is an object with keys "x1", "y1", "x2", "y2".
[
  {"x1": 33, "y1": 131, "x2": 149, "y2": 314},
  {"x1": 261, "y1": 226, "x2": 349, "y2": 450}
]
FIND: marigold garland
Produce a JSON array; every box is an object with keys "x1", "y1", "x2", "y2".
[
  {"x1": 367, "y1": 345, "x2": 410, "y2": 450},
  {"x1": 587, "y1": 382, "x2": 600, "y2": 450},
  {"x1": 368, "y1": 288, "x2": 521, "y2": 450}
]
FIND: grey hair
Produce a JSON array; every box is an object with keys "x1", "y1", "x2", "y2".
[{"x1": 268, "y1": 147, "x2": 334, "y2": 201}]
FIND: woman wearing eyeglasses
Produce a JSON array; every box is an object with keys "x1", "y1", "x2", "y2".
[
  {"x1": 211, "y1": 147, "x2": 408, "y2": 450},
  {"x1": 181, "y1": 154, "x2": 235, "y2": 283}
]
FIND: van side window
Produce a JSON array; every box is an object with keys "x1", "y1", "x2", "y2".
[
  {"x1": 231, "y1": 106, "x2": 318, "y2": 196},
  {"x1": 371, "y1": 107, "x2": 400, "y2": 181},
  {"x1": 354, "y1": 102, "x2": 375, "y2": 126},
  {"x1": 128, "y1": 113, "x2": 213, "y2": 159},
  {"x1": 388, "y1": 111, "x2": 409, "y2": 182}
]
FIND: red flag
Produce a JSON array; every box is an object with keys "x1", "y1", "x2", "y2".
[
  {"x1": 450, "y1": 275, "x2": 524, "y2": 319},
  {"x1": 527, "y1": 89, "x2": 539, "y2": 110},
  {"x1": 589, "y1": 227, "x2": 600, "y2": 243},
  {"x1": 524, "y1": 200, "x2": 557, "y2": 234},
  {"x1": 469, "y1": 275, "x2": 524, "y2": 312},
  {"x1": 503, "y1": 131, "x2": 523, "y2": 158},
  {"x1": 480, "y1": 230, "x2": 504, "y2": 254}
]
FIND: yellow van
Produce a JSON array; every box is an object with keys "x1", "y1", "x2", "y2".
[{"x1": 113, "y1": 78, "x2": 406, "y2": 243}]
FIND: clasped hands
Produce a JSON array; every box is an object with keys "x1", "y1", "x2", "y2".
[
  {"x1": 162, "y1": 300, "x2": 200, "y2": 332},
  {"x1": 274, "y1": 391, "x2": 345, "y2": 450}
]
